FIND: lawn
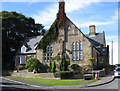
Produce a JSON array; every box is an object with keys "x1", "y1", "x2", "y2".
[{"x1": 9, "y1": 76, "x2": 102, "y2": 85}]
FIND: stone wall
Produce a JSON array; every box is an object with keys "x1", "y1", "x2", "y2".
[{"x1": 11, "y1": 71, "x2": 55, "y2": 79}]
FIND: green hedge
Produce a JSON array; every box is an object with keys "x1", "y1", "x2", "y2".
[
  {"x1": 60, "y1": 71, "x2": 74, "y2": 79},
  {"x1": 54, "y1": 72, "x2": 61, "y2": 78},
  {"x1": 54, "y1": 71, "x2": 75, "y2": 79}
]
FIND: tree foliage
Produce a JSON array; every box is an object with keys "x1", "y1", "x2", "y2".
[
  {"x1": 60, "y1": 56, "x2": 68, "y2": 71},
  {"x1": 70, "y1": 64, "x2": 80, "y2": 71},
  {"x1": 1, "y1": 11, "x2": 46, "y2": 70},
  {"x1": 37, "y1": 20, "x2": 59, "y2": 52},
  {"x1": 51, "y1": 61, "x2": 56, "y2": 73},
  {"x1": 25, "y1": 57, "x2": 45, "y2": 72}
]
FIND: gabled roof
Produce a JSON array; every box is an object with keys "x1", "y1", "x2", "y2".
[
  {"x1": 85, "y1": 33, "x2": 104, "y2": 46},
  {"x1": 85, "y1": 33, "x2": 108, "y2": 56},
  {"x1": 16, "y1": 36, "x2": 43, "y2": 55}
]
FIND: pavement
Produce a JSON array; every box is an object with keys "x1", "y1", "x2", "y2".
[{"x1": 1, "y1": 75, "x2": 115, "y2": 89}]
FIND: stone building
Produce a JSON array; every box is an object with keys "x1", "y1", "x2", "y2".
[
  {"x1": 15, "y1": 36, "x2": 43, "y2": 67},
  {"x1": 36, "y1": 0, "x2": 109, "y2": 69}
]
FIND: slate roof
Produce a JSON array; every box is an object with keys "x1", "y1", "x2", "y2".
[
  {"x1": 85, "y1": 33, "x2": 104, "y2": 46},
  {"x1": 16, "y1": 36, "x2": 43, "y2": 55},
  {"x1": 85, "y1": 33, "x2": 107, "y2": 56}
]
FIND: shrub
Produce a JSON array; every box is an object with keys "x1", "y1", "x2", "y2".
[
  {"x1": 98, "y1": 61, "x2": 106, "y2": 70},
  {"x1": 16, "y1": 65, "x2": 24, "y2": 70},
  {"x1": 54, "y1": 72, "x2": 61, "y2": 78},
  {"x1": 60, "y1": 71, "x2": 74, "y2": 79},
  {"x1": 51, "y1": 61, "x2": 56, "y2": 73},
  {"x1": 70, "y1": 64, "x2": 80, "y2": 71},
  {"x1": 60, "y1": 56, "x2": 68, "y2": 71},
  {"x1": 25, "y1": 57, "x2": 44, "y2": 72},
  {"x1": 49, "y1": 60, "x2": 52, "y2": 72},
  {"x1": 115, "y1": 64, "x2": 120, "y2": 67},
  {"x1": 66, "y1": 59, "x2": 70, "y2": 65}
]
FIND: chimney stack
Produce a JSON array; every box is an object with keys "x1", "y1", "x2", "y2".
[
  {"x1": 57, "y1": 0, "x2": 66, "y2": 29},
  {"x1": 59, "y1": 0, "x2": 65, "y2": 13},
  {"x1": 89, "y1": 25, "x2": 96, "y2": 36}
]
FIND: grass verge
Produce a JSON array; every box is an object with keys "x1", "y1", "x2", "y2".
[{"x1": 8, "y1": 76, "x2": 102, "y2": 85}]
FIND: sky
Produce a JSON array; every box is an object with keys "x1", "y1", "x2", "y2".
[{"x1": 1, "y1": 0, "x2": 119, "y2": 65}]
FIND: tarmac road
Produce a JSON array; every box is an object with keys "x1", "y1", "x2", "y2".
[{"x1": 0, "y1": 76, "x2": 120, "y2": 91}]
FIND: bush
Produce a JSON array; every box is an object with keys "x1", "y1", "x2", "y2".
[
  {"x1": 71, "y1": 64, "x2": 80, "y2": 71},
  {"x1": 115, "y1": 64, "x2": 120, "y2": 67},
  {"x1": 98, "y1": 61, "x2": 106, "y2": 70},
  {"x1": 49, "y1": 60, "x2": 52, "y2": 72},
  {"x1": 66, "y1": 59, "x2": 70, "y2": 65},
  {"x1": 54, "y1": 72, "x2": 61, "y2": 78},
  {"x1": 25, "y1": 57, "x2": 45, "y2": 72},
  {"x1": 51, "y1": 61, "x2": 56, "y2": 73},
  {"x1": 60, "y1": 71, "x2": 74, "y2": 79}
]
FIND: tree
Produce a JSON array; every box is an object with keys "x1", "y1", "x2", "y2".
[
  {"x1": 51, "y1": 61, "x2": 56, "y2": 73},
  {"x1": 60, "y1": 56, "x2": 68, "y2": 71},
  {"x1": 1, "y1": 11, "x2": 46, "y2": 70},
  {"x1": 98, "y1": 61, "x2": 106, "y2": 70},
  {"x1": 49, "y1": 60, "x2": 52, "y2": 72},
  {"x1": 25, "y1": 57, "x2": 43, "y2": 72},
  {"x1": 89, "y1": 58, "x2": 95, "y2": 70}
]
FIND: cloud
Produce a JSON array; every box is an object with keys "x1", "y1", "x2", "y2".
[
  {"x1": 74, "y1": 21, "x2": 115, "y2": 28},
  {"x1": 111, "y1": 10, "x2": 118, "y2": 20},
  {"x1": 106, "y1": 35, "x2": 118, "y2": 42},
  {"x1": 32, "y1": 0, "x2": 101, "y2": 28},
  {"x1": 65, "y1": 0, "x2": 100, "y2": 13},
  {"x1": 32, "y1": 4, "x2": 58, "y2": 26}
]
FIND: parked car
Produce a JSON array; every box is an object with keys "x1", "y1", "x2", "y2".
[
  {"x1": 84, "y1": 73, "x2": 93, "y2": 80},
  {"x1": 114, "y1": 67, "x2": 120, "y2": 78}
]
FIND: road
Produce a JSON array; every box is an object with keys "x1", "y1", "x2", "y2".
[
  {"x1": 0, "y1": 77, "x2": 120, "y2": 91},
  {"x1": 1, "y1": 77, "x2": 53, "y2": 91}
]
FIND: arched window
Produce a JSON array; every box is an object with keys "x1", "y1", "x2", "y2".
[
  {"x1": 73, "y1": 42, "x2": 75, "y2": 50},
  {"x1": 76, "y1": 51, "x2": 79, "y2": 60},
  {"x1": 47, "y1": 46, "x2": 49, "y2": 52},
  {"x1": 73, "y1": 51, "x2": 75, "y2": 60},
  {"x1": 76, "y1": 42, "x2": 79, "y2": 60},
  {"x1": 80, "y1": 51, "x2": 82, "y2": 60},
  {"x1": 50, "y1": 45, "x2": 52, "y2": 52},
  {"x1": 79, "y1": 42, "x2": 82, "y2": 50},
  {"x1": 76, "y1": 42, "x2": 79, "y2": 50}
]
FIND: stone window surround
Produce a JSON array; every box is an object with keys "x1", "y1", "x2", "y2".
[
  {"x1": 44, "y1": 45, "x2": 52, "y2": 62},
  {"x1": 72, "y1": 42, "x2": 82, "y2": 61}
]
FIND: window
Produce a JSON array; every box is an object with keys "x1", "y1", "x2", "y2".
[
  {"x1": 45, "y1": 45, "x2": 52, "y2": 62},
  {"x1": 68, "y1": 25, "x2": 71, "y2": 31},
  {"x1": 80, "y1": 51, "x2": 82, "y2": 60},
  {"x1": 20, "y1": 56, "x2": 26, "y2": 64},
  {"x1": 73, "y1": 51, "x2": 75, "y2": 60},
  {"x1": 73, "y1": 42, "x2": 75, "y2": 50},
  {"x1": 50, "y1": 45, "x2": 52, "y2": 52},
  {"x1": 47, "y1": 46, "x2": 49, "y2": 52},
  {"x1": 76, "y1": 51, "x2": 79, "y2": 60},
  {"x1": 79, "y1": 42, "x2": 82, "y2": 50},
  {"x1": 76, "y1": 42, "x2": 79, "y2": 50}
]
